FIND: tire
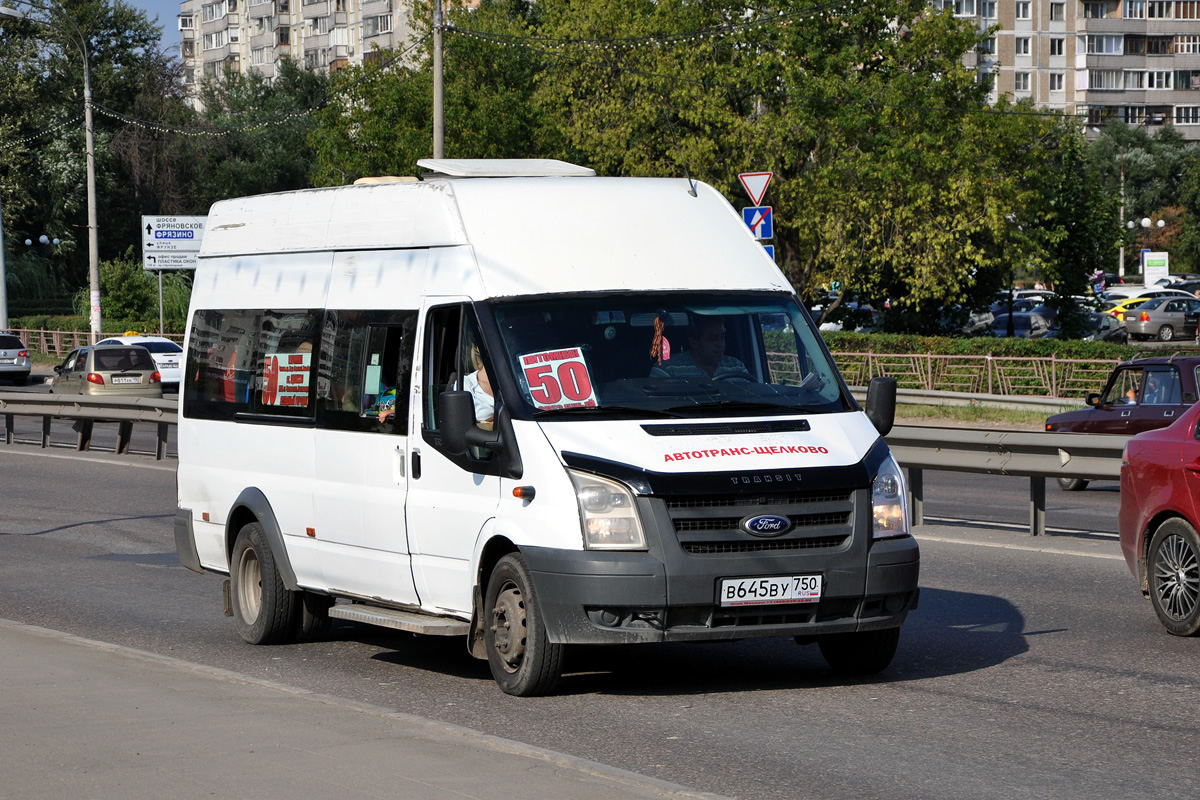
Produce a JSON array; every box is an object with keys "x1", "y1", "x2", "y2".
[
  {"x1": 818, "y1": 627, "x2": 900, "y2": 676},
  {"x1": 1057, "y1": 477, "x2": 1089, "y2": 492},
  {"x1": 230, "y1": 522, "x2": 298, "y2": 645},
  {"x1": 294, "y1": 591, "x2": 334, "y2": 641},
  {"x1": 1148, "y1": 519, "x2": 1200, "y2": 636},
  {"x1": 484, "y1": 553, "x2": 563, "y2": 696},
  {"x1": 1158, "y1": 325, "x2": 1174, "y2": 342}
]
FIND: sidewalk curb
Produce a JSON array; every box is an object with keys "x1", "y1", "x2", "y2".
[{"x1": 0, "y1": 618, "x2": 729, "y2": 800}]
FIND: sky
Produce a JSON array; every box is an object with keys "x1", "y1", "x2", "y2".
[{"x1": 128, "y1": 0, "x2": 181, "y2": 47}]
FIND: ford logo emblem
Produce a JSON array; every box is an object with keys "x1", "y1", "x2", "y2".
[{"x1": 741, "y1": 514, "x2": 793, "y2": 537}]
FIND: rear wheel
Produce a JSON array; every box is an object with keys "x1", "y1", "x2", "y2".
[
  {"x1": 230, "y1": 522, "x2": 298, "y2": 644},
  {"x1": 818, "y1": 628, "x2": 900, "y2": 676},
  {"x1": 1148, "y1": 519, "x2": 1200, "y2": 636},
  {"x1": 484, "y1": 553, "x2": 563, "y2": 696},
  {"x1": 1158, "y1": 325, "x2": 1175, "y2": 342},
  {"x1": 1057, "y1": 477, "x2": 1089, "y2": 492}
]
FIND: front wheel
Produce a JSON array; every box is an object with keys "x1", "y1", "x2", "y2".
[
  {"x1": 484, "y1": 553, "x2": 563, "y2": 696},
  {"x1": 1148, "y1": 519, "x2": 1200, "y2": 636},
  {"x1": 1159, "y1": 325, "x2": 1175, "y2": 342},
  {"x1": 1057, "y1": 477, "x2": 1089, "y2": 492},
  {"x1": 230, "y1": 522, "x2": 298, "y2": 644},
  {"x1": 817, "y1": 628, "x2": 900, "y2": 676}
]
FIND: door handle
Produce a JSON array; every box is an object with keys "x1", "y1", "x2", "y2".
[
  {"x1": 393, "y1": 445, "x2": 405, "y2": 483},
  {"x1": 1187, "y1": 459, "x2": 1200, "y2": 473},
  {"x1": 411, "y1": 447, "x2": 422, "y2": 480}
]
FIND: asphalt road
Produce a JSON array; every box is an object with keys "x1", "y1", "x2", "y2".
[{"x1": 1, "y1": 446, "x2": 1193, "y2": 800}]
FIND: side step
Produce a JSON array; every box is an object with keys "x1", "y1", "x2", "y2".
[{"x1": 328, "y1": 604, "x2": 470, "y2": 637}]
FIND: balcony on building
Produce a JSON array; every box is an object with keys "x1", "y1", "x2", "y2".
[
  {"x1": 301, "y1": 0, "x2": 329, "y2": 20},
  {"x1": 247, "y1": 0, "x2": 274, "y2": 19}
]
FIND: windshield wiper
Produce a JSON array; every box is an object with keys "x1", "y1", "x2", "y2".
[
  {"x1": 663, "y1": 400, "x2": 819, "y2": 415},
  {"x1": 533, "y1": 405, "x2": 685, "y2": 419}
]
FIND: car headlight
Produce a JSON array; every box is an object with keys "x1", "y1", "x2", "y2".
[
  {"x1": 567, "y1": 470, "x2": 647, "y2": 550},
  {"x1": 872, "y1": 454, "x2": 910, "y2": 540}
]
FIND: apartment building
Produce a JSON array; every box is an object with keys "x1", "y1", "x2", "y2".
[
  {"x1": 941, "y1": 0, "x2": 1200, "y2": 138},
  {"x1": 177, "y1": 1, "x2": 1200, "y2": 139},
  {"x1": 177, "y1": 0, "x2": 418, "y2": 88}
]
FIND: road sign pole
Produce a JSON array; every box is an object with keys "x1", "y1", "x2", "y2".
[{"x1": 158, "y1": 270, "x2": 164, "y2": 335}]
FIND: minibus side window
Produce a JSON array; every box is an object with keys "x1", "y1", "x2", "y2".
[
  {"x1": 315, "y1": 309, "x2": 416, "y2": 433},
  {"x1": 422, "y1": 304, "x2": 496, "y2": 462},
  {"x1": 184, "y1": 309, "x2": 259, "y2": 420},
  {"x1": 252, "y1": 310, "x2": 319, "y2": 418}
]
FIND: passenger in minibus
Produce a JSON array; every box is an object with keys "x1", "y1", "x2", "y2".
[{"x1": 464, "y1": 343, "x2": 495, "y2": 429}]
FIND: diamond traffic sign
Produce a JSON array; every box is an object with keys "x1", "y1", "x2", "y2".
[
  {"x1": 738, "y1": 172, "x2": 773, "y2": 205},
  {"x1": 742, "y1": 206, "x2": 773, "y2": 240}
]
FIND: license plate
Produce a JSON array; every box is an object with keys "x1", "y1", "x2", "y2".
[
  {"x1": 111, "y1": 376, "x2": 140, "y2": 385},
  {"x1": 161, "y1": 361, "x2": 178, "y2": 368},
  {"x1": 719, "y1": 575, "x2": 822, "y2": 607},
  {"x1": 0, "y1": 358, "x2": 14, "y2": 364}
]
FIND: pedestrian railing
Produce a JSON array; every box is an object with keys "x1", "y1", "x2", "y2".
[
  {"x1": 8, "y1": 328, "x2": 184, "y2": 360},
  {"x1": 766, "y1": 351, "x2": 1121, "y2": 399}
]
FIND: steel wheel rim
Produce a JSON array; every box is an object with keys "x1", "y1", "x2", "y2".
[
  {"x1": 237, "y1": 548, "x2": 263, "y2": 623},
  {"x1": 490, "y1": 580, "x2": 527, "y2": 673},
  {"x1": 1154, "y1": 534, "x2": 1200, "y2": 621}
]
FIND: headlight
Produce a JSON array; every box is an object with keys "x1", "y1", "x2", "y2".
[
  {"x1": 871, "y1": 454, "x2": 909, "y2": 540},
  {"x1": 567, "y1": 470, "x2": 647, "y2": 550}
]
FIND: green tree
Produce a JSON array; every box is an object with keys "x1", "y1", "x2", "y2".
[
  {"x1": 0, "y1": 0, "x2": 175, "y2": 297},
  {"x1": 310, "y1": 0, "x2": 553, "y2": 184},
  {"x1": 192, "y1": 59, "x2": 330, "y2": 205}
]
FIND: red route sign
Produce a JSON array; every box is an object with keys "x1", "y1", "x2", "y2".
[{"x1": 738, "y1": 172, "x2": 773, "y2": 205}]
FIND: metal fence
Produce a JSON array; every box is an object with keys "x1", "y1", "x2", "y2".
[
  {"x1": 767, "y1": 350, "x2": 1120, "y2": 399},
  {"x1": 10, "y1": 329, "x2": 184, "y2": 360}
]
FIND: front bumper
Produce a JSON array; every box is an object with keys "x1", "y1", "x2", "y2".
[{"x1": 522, "y1": 533, "x2": 919, "y2": 645}]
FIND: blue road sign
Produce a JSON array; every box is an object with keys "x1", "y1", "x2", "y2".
[
  {"x1": 763, "y1": 244, "x2": 775, "y2": 261},
  {"x1": 742, "y1": 206, "x2": 773, "y2": 240}
]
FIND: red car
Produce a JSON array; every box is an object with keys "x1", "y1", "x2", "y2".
[{"x1": 1118, "y1": 401, "x2": 1200, "y2": 635}]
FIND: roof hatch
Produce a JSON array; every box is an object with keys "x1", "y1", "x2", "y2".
[{"x1": 416, "y1": 158, "x2": 596, "y2": 178}]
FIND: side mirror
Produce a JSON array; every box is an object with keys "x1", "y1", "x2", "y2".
[
  {"x1": 439, "y1": 391, "x2": 475, "y2": 455},
  {"x1": 53, "y1": 365, "x2": 63, "y2": 374},
  {"x1": 865, "y1": 376, "x2": 897, "y2": 436},
  {"x1": 1086, "y1": 392, "x2": 1101, "y2": 407},
  {"x1": 439, "y1": 390, "x2": 504, "y2": 456}
]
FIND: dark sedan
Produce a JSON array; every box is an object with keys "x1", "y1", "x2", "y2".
[{"x1": 990, "y1": 312, "x2": 1051, "y2": 338}]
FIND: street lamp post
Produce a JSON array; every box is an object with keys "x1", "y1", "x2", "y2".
[
  {"x1": 0, "y1": 3, "x2": 101, "y2": 343},
  {"x1": 1126, "y1": 216, "x2": 1165, "y2": 276}
]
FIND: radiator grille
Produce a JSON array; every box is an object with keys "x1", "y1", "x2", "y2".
[
  {"x1": 673, "y1": 512, "x2": 850, "y2": 533},
  {"x1": 682, "y1": 536, "x2": 849, "y2": 555}
]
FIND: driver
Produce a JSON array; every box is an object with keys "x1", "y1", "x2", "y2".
[{"x1": 650, "y1": 316, "x2": 750, "y2": 380}]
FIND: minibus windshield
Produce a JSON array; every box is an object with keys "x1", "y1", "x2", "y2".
[{"x1": 491, "y1": 293, "x2": 849, "y2": 418}]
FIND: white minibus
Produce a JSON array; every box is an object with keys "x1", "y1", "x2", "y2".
[{"x1": 174, "y1": 159, "x2": 919, "y2": 695}]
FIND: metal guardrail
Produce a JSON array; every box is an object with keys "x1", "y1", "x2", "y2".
[
  {"x1": 0, "y1": 391, "x2": 1124, "y2": 534},
  {"x1": 887, "y1": 426, "x2": 1130, "y2": 537},
  {"x1": 0, "y1": 392, "x2": 177, "y2": 460}
]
